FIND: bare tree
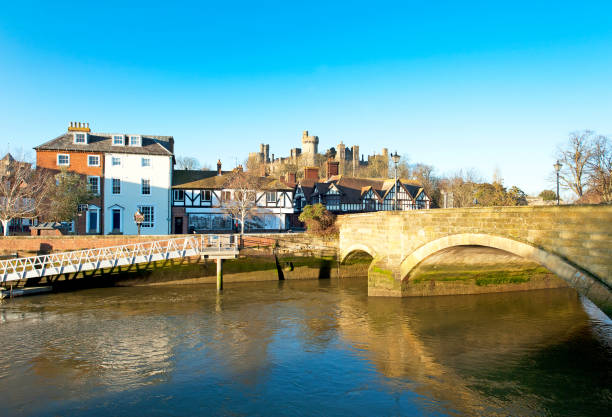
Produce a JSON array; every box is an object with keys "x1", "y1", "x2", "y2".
[
  {"x1": 0, "y1": 153, "x2": 52, "y2": 236},
  {"x1": 587, "y1": 134, "x2": 612, "y2": 203},
  {"x1": 176, "y1": 156, "x2": 201, "y2": 170},
  {"x1": 223, "y1": 170, "x2": 260, "y2": 234},
  {"x1": 556, "y1": 131, "x2": 594, "y2": 198}
]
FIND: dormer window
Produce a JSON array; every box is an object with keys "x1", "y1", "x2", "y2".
[
  {"x1": 112, "y1": 135, "x2": 124, "y2": 146},
  {"x1": 129, "y1": 135, "x2": 141, "y2": 147},
  {"x1": 74, "y1": 133, "x2": 87, "y2": 144}
]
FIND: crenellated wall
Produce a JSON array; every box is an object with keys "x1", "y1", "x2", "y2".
[{"x1": 337, "y1": 205, "x2": 612, "y2": 316}]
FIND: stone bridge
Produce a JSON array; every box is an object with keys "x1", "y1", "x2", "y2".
[{"x1": 337, "y1": 206, "x2": 612, "y2": 316}]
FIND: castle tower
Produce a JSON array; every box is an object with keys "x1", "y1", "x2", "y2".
[{"x1": 301, "y1": 130, "x2": 319, "y2": 165}]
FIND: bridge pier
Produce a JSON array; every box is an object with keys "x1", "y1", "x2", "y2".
[
  {"x1": 367, "y1": 256, "x2": 403, "y2": 297},
  {"x1": 216, "y1": 258, "x2": 223, "y2": 291}
]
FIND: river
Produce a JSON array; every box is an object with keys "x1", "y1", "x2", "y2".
[{"x1": 1, "y1": 278, "x2": 611, "y2": 416}]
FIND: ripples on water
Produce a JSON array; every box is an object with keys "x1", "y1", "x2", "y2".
[{"x1": 1, "y1": 279, "x2": 611, "y2": 416}]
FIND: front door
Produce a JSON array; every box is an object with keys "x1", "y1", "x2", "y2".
[
  {"x1": 174, "y1": 217, "x2": 183, "y2": 234},
  {"x1": 88, "y1": 211, "x2": 98, "y2": 234},
  {"x1": 112, "y1": 209, "x2": 121, "y2": 232}
]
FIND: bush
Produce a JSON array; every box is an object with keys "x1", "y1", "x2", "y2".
[
  {"x1": 539, "y1": 190, "x2": 558, "y2": 201},
  {"x1": 298, "y1": 204, "x2": 337, "y2": 236}
]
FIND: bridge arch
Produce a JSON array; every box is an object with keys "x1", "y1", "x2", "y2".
[
  {"x1": 398, "y1": 233, "x2": 609, "y2": 301},
  {"x1": 340, "y1": 243, "x2": 377, "y2": 264}
]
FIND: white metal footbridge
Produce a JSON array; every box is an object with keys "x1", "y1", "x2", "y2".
[{"x1": 0, "y1": 235, "x2": 239, "y2": 283}]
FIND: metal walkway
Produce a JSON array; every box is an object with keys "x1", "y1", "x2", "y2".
[{"x1": 0, "y1": 235, "x2": 239, "y2": 283}]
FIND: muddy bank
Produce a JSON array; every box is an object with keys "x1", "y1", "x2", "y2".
[{"x1": 404, "y1": 246, "x2": 568, "y2": 296}]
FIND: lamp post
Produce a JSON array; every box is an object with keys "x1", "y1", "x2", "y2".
[
  {"x1": 391, "y1": 151, "x2": 400, "y2": 210},
  {"x1": 553, "y1": 160, "x2": 562, "y2": 206}
]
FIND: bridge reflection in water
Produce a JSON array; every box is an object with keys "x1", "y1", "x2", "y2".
[{"x1": 1, "y1": 279, "x2": 610, "y2": 416}]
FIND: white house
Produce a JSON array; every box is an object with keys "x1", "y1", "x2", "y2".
[{"x1": 103, "y1": 134, "x2": 174, "y2": 235}]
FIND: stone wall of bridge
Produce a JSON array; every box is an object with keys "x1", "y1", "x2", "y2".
[{"x1": 337, "y1": 205, "x2": 612, "y2": 315}]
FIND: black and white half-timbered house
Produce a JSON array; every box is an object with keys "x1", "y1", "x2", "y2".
[
  {"x1": 171, "y1": 168, "x2": 294, "y2": 233},
  {"x1": 295, "y1": 176, "x2": 430, "y2": 214}
]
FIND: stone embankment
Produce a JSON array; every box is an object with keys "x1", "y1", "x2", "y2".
[{"x1": 0, "y1": 229, "x2": 578, "y2": 297}]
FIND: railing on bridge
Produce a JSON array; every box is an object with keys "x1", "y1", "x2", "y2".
[{"x1": 0, "y1": 234, "x2": 239, "y2": 283}]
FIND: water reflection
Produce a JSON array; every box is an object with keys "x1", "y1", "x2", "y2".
[{"x1": 0, "y1": 279, "x2": 610, "y2": 416}]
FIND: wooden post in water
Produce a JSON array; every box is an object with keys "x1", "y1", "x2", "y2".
[{"x1": 216, "y1": 258, "x2": 223, "y2": 291}]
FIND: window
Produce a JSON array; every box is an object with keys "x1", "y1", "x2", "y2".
[
  {"x1": 111, "y1": 156, "x2": 121, "y2": 166},
  {"x1": 112, "y1": 178, "x2": 121, "y2": 194},
  {"x1": 173, "y1": 190, "x2": 184, "y2": 202},
  {"x1": 141, "y1": 178, "x2": 151, "y2": 195},
  {"x1": 266, "y1": 191, "x2": 277, "y2": 203},
  {"x1": 88, "y1": 176, "x2": 100, "y2": 194},
  {"x1": 129, "y1": 136, "x2": 141, "y2": 146},
  {"x1": 74, "y1": 133, "x2": 86, "y2": 144},
  {"x1": 77, "y1": 204, "x2": 89, "y2": 212},
  {"x1": 141, "y1": 157, "x2": 151, "y2": 167},
  {"x1": 222, "y1": 191, "x2": 232, "y2": 202},
  {"x1": 112, "y1": 135, "x2": 124, "y2": 145},
  {"x1": 203, "y1": 190, "x2": 212, "y2": 201},
  {"x1": 57, "y1": 154, "x2": 70, "y2": 166},
  {"x1": 138, "y1": 205, "x2": 154, "y2": 228},
  {"x1": 88, "y1": 155, "x2": 100, "y2": 166}
]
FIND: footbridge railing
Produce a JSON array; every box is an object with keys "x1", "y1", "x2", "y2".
[{"x1": 0, "y1": 234, "x2": 239, "y2": 283}]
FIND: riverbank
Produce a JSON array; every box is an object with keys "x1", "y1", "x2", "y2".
[
  {"x1": 404, "y1": 246, "x2": 568, "y2": 296},
  {"x1": 1, "y1": 234, "x2": 568, "y2": 297}
]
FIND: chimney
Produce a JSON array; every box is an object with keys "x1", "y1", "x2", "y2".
[
  {"x1": 68, "y1": 121, "x2": 91, "y2": 132},
  {"x1": 217, "y1": 159, "x2": 222, "y2": 176},
  {"x1": 304, "y1": 166, "x2": 319, "y2": 181},
  {"x1": 287, "y1": 172, "x2": 297, "y2": 186},
  {"x1": 327, "y1": 160, "x2": 339, "y2": 178}
]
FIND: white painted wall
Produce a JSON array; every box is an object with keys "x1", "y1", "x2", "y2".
[{"x1": 104, "y1": 153, "x2": 172, "y2": 235}]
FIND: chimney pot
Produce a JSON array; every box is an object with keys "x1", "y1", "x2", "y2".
[{"x1": 217, "y1": 159, "x2": 222, "y2": 176}]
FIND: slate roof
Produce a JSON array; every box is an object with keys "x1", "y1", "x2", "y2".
[
  {"x1": 35, "y1": 133, "x2": 174, "y2": 156},
  {"x1": 310, "y1": 176, "x2": 425, "y2": 202},
  {"x1": 173, "y1": 170, "x2": 293, "y2": 191}
]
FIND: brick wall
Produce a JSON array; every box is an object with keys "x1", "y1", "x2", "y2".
[{"x1": 0, "y1": 235, "x2": 183, "y2": 254}]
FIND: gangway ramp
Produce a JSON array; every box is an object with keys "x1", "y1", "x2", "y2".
[{"x1": 0, "y1": 235, "x2": 239, "y2": 283}]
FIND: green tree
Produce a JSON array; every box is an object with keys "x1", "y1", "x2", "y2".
[
  {"x1": 298, "y1": 204, "x2": 336, "y2": 236},
  {"x1": 43, "y1": 170, "x2": 94, "y2": 222}
]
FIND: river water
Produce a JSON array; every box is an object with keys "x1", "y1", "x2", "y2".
[{"x1": 1, "y1": 278, "x2": 611, "y2": 416}]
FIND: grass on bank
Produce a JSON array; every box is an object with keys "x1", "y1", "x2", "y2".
[{"x1": 410, "y1": 266, "x2": 553, "y2": 286}]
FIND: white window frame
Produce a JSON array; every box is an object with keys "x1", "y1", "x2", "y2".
[
  {"x1": 138, "y1": 205, "x2": 154, "y2": 228},
  {"x1": 57, "y1": 154, "x2": 70, "y2": 166},
  {"x1": 111, "y1": 178, "x2": 121, "y2": 195},
  {"x1": 141, "y1": 178, "x2": 151, "y2": 195},
  {"x1": 112, "y1": 135, "x2": 125, "y2": 146},
  {"x1": 111, "y1": 156, "x2": 121, "y2": 166},
  {"x1": 266, "y1": 191, "x2": 277, "y2": 203},
  {"x1": 129, "y1": 135, "x2": 141, "y2": 147},
  {"x1": 173, "y1": 189, "x2": 184, "y2": 202},
  {"x1": 87, "y1": 155, "x2": 100, "y2": 167},
  {"x1": 88, "y1": 176, "x2": 100, "y2": 195},
  {"x1": 73, "y1": 133, "x2": 87, "y2": 144},
  {"x1": 141, "y1": 157, "x2": 151, "y2": 167}
]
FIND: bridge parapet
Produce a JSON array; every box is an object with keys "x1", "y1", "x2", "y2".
[{"x1": 337, "y1": 205, "x2": 612, "y2": 315}]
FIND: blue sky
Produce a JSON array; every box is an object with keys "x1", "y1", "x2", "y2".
[{"x1": 1, "y1": 1, "x2": 611, "y2": 195}]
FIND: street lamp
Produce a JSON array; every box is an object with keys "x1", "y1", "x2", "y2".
[
  {"x1": 391, "y1": 151, "x2": 400, "y2": 210},
  {"x1": 553, "y1": 160, "x2": 562, "y2": 206}
]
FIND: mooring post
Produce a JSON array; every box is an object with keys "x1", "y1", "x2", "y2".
[{"x1": 216, "y1": 258, "x2": 223, "y2": 291}]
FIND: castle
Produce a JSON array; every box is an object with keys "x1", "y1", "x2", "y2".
[{"x1": 249, "y1": 130, "x2": 389, "y2": 177}]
